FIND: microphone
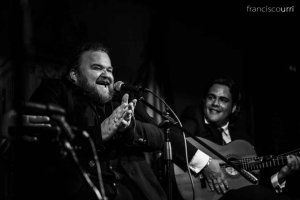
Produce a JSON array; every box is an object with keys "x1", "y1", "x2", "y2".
[{"x1": 114, "y1": 81, "x2": 144, "y2": 93}]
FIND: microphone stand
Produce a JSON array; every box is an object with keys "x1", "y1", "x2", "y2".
[
  {"x1": 160, "y1": 117, "x2": 173, "y2": 200},
  {"x1": 51, "y1": 114, "x2": 106, "y2": 200},
  {"x1": 138, "y1": 97, "x2": 258, "y2": 191}
]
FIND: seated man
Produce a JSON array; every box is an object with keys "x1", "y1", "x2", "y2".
[
  {"x1": 4, "y1": 42, "x2": 229, "y2": 200},
  {"x1": 180, "y1": 76, "x2": 300, "y2": 200}
]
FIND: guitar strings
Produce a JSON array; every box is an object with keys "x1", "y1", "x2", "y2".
[
  {"x1": 228, "y1": 153, "x2": 298, "y2": 171},
  {"x1": 223, "y1": 148, "x2": 300, "y2": 172}
]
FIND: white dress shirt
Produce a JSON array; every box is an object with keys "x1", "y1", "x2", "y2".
[
  {"x1": 188, "y1": 119, "x2": 231, "y2": 173},
  {"x1": 204, "y1": 118, "x2": 231, "y2": 144}
]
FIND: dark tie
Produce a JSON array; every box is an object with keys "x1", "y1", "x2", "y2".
[{"x1": 218, "y1": 127, "x2": 231, "y2": 145}]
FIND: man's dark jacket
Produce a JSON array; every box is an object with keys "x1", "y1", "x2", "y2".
[
  {"x1": 180, "y1": 104, "x2": 298, "y2": 200},
  {"x1": 23, "y1": 78, "x2": 198, "y2": 200}
]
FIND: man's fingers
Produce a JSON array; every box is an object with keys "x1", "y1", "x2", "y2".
[
  {"x1": 27, "y1": 123, "x2": 52, "y2": 128},
  {"x1": 123, "y1": 110, "x2": 133, "y2": 120},
  {"x1": 109, "y1": 95, "x2": 136, "y2": 132},
  {"x1": 24, "y1": 115, "x2": 50, "y2": 123},
  {"x1": 21, "y1": 136, "x2": 38, "y2": 142},
  {"x1": 219, "y1": 182, "x2": 227, "y2": 194},
  {"x1": 208, "y1": 183, "x2": 214, "y2": 192},
  {"x1": 206, "y1": 175, "x2": 228, "y2": 194},
  {"x1": 21, "y1": 115, "x2": 52, "y2": 128},
  {"x1": 121, "y1": 119, "x2": 130, "y2": 127},
  {"x1": 287, "y1": 155, "x2": 298, "y2": 170},
  {"x1": 206, "y1": 179, "x2": 214, "y2": 192},
  {"x1": 224, "y1": 180, "x2": 229, "y2": 190},
  {"x1": 132, "y1": 99, "x2": 137, "y2": 107},
  {"x1": 211, "y1": 178, "x2": 221, "y2": 194},
  {"x1": 121, "y1": 93, "x2": 129, "y2": 104},
  {"x1": 217, "y1": 175, "x2": 228, "y2": 194}
]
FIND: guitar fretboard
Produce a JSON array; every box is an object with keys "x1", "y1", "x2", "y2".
[
  {"x1": 245, "y1": 156, "x2": 287, "y2": 170},
  {"x1": 225, "y1": 152, "x2": 300, "y2": 171}
]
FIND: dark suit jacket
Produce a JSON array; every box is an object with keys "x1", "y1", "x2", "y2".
[
  {"x1": 20, "y1": 78, "x2": 199, "y2": 200},
  {"x1": 180, "y1": 104, "x2": 253, "y2": 145},
  {"x1": 180, "y1": 104, "x2": 300, "y2": 200}
]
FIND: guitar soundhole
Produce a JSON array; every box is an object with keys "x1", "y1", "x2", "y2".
[
  {"x1": 225, "y1": 167, "x2": 238, "y2": 176},
  {"x1": 223, "y1": 157, "x2": 240, "y2": 177}
]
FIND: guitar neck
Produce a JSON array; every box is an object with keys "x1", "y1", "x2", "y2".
[
  {"x1": 243, "y1": 156, "x2": 287, "y2": 171},
  {"x1": 243, "y1": 151, "x2": 300, "y2": 171}
]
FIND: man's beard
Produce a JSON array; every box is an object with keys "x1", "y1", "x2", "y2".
[{"x1": 77, "y1": 75, "x2": 114, "y2": 104}]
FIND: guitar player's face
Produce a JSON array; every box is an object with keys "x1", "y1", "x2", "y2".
[{"x1": 204, "y1": 83, "x2": 236, "y2": 127}]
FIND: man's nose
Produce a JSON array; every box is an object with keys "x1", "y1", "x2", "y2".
[
  {"x1": 100, "y1": 69, "x2": 111, "y2": 78},
  {"x1": 212, "y1": 99, "x2": 220, "y2": 106},
  {"x1": 101, "y1": 68, "x2": 108, "y2": 75},
  {"x1": 98, "y1": 72, "x2": 113, "y2": 83}
]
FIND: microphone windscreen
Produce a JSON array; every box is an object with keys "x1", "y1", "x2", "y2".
[{"x1": 113, "y1": 81, "x2": 124, "y2": 92}]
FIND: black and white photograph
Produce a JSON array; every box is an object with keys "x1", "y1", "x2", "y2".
[{"x1": 1, "y1": 1, "x2": 298, "y2": 200}]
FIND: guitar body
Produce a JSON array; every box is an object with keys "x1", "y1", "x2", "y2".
[{"x1": 174, "y1": 137, "x2": 257, "y2": 200}]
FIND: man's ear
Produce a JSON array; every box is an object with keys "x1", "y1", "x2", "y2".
[
  {"x1": 232, "y1": 104, "x2": 237, "y2": 114},
  {"x1": 69, "y1": 70, "x2": 78, "y2": 83}
]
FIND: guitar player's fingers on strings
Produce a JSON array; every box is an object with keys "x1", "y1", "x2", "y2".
[
  {"x1": 287, "y1": 155, "x2": 300, "y2": 171},
  {"x1": 278, "y1": 155, "x2": 300, "y2": 183},
  {"x1": 203, "y1": 158, "x2": 228, "y2": 194}
]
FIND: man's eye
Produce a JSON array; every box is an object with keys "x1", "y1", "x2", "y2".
[
  {"x1": 92, "y1": 65, "x2": 103, "y2": 70},
  {"x1": 220, "y1": 97, "x2": 229, "y2": 103},
  {"x1": 107, "y1": 68, "x2": 113, "y2": 73},
  {"x1": 207, "y1": 95, "x2": 214, "y2": 101}
]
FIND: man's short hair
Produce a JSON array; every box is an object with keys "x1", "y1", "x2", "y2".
[
  {"x1": 203, "y1": 76, "x2": 241, "y2": 106},
  {"x1": 66, "y1": 42, "x2": 110, "y2": 73}
]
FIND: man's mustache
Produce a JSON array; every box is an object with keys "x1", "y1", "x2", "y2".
[{"x1": 96, "y1": 77, "x2": 112, "y2": 86}]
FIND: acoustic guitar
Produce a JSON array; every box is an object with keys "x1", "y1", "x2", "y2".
[{"x1": 174, "y1": 136, "x2": 295, "y2": 200}]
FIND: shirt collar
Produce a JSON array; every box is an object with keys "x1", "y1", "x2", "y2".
[
  {"x1": 221, "y1": 122, "x2": 229, "y2": 136},
  {"x1": 204, "y1": 118, "x2": 229, "y2": 135}
]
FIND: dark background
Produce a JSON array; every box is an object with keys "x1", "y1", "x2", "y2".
[{"x1": 0, "y1": 0, "x2": 298, "y2": 199}]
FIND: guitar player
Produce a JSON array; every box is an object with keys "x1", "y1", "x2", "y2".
[{"x1": 178, "y1": 76, "x2": 300, "y2": 200}]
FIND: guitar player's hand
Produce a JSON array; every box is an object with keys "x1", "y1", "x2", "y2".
[
  {"x1": 277, "y1": 155, "x2": 300, "y2": 184},
  {"x1": 203, "y1": 158, "x2": 229, "y2": 194}
]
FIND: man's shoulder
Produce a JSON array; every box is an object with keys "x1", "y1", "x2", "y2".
[
  {"x1": 36, "y1": 78, "x2": 71, "y2": 91},
  {"x1": 39, "y1": 78, "x2": 65, "y2": 86},
  {"x1": 181, "y1": 104, "x2": 202, "y2": 117},
  {"x1": 185, "y1": 104, "x2": 201, "y2": 110},
  {"x1": 30, "y1": 78, "x2": 70, "y2": 102}
]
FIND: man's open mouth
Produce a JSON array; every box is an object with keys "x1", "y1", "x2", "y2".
[{"x1": 96, "y1": 79, "x2": 110, "y2": 87}]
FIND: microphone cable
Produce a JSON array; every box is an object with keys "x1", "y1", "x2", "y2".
[
  {"x1": 144, "y1": 88, "x2": 196, "y2": 200},
  {"x1": 51, "y1": 115, "x2": 106, "y2": 200},
  {"x1": 81, "y1": 130, "x2": 107, "y2": 200}
]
